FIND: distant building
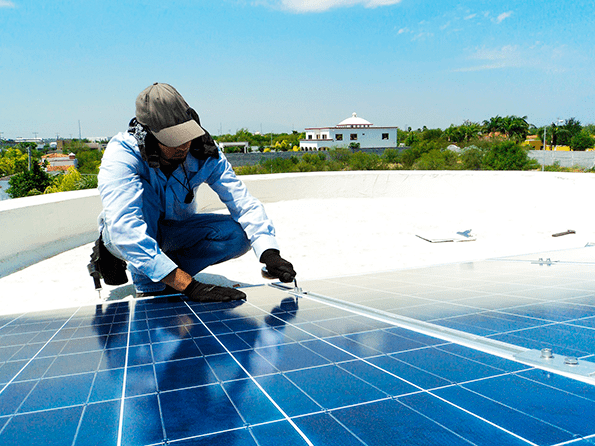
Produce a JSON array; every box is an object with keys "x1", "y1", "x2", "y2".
[
  {"x1": 523, "y1": 135, "x2": 543, "y2": 151},
  {"x1": 56, "y1": 139, "x2": 106, "y2": 151},
  {"x1": 300, "y1": 113, "x2": 399, "y2": 151},
  {"x1": 42, "y1": 153, "x2": 77, "y2": 173}
]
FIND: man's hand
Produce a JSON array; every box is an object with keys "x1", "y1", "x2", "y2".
[
  {"x1": 163, "y1": 268, "x2": 246, "y2": 302},
  {"x1": 260, "y1": 249, "x2": 296, "y2": 283},
  {"x1": 183, "y1": 279, "x2": 246, "y2": 302}
]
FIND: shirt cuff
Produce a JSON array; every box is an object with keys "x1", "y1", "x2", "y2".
[
  {"x1": 252, "y1": 235, "x2": 280, "y2": 262},
  {"x1": 143, "y1": 252, "x2": 179, "y2": 282}
]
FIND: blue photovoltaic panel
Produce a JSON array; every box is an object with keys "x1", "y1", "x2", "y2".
[{"x1": 0, "y1": 247, "x2": 594, "y2": 445}]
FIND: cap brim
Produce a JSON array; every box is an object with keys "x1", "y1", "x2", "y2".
[{"x1": 153, "y1": 120, "x2": 206, "y2": 147}]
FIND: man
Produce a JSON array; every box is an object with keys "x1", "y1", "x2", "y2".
[{"x1": 96, "y1": 82, "x2": 296, "y2": 302}]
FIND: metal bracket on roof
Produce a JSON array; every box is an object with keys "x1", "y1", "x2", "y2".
[
  {"x1": 268, "y1": 282, "x2": 306, "y2": 295},
  {"x1": 514, "y1": 349, "x2": 595, "y2": 381},
  {"x1": 531, "y1": 258, "x2": 558, "y2": 266}
]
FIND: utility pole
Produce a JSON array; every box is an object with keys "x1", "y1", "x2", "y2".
[
  {"x1": 30, "y1": 132, "x2": 38, "y2": 171},
  {"x1": 78, "y1": 120, "x2": 82, "y2": 140},
  {"x1": 542, "y1": 126, "x2": 546, "y2": 172}
]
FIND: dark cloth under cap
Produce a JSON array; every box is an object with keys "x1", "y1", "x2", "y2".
[
  {"x1": 136, "y1": 83, "x2": 206, "y2": 147},
  {"x1": 128, "y1": 115, "x2": 219, "y2": 169}
]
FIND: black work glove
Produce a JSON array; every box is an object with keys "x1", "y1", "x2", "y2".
[
  {"x1": 183, "y1": 279, "x2": 246, "y2": 302},
  {"x1": 260, "y1": 249, "x2": 296, "y2": 283}
]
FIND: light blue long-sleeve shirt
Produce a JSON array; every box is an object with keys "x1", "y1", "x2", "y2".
[{"x1": 97, "y1": 132, "x2": 279, "y2": 282}]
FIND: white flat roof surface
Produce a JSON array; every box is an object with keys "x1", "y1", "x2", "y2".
[{"x1": 1, "y1": 171, "x2": 593, "y2": 315}]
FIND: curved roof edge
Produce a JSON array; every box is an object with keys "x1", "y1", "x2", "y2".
[{"x1": 337, "y1": 112, "x2": 372, "y2": 127}]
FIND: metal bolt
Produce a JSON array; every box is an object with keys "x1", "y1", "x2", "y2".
[
  {"x1": 564, "y1": 357, "x2": 579, "y2": 366},
  {"x1": 541, "y1": 348, "x2": 554, "y2": 359}
]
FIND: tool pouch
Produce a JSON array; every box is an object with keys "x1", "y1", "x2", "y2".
[{"x1": 87, "y1": 235, "x2": 128, "y2": 287}]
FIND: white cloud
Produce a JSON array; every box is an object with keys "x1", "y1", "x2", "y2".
[
  {"x1": 0, "y1": 1, "x2": 15, "y2": 7},
  {"x1": 456, "y1": 45, "x2": 524, "y2": 71},
  {"x1": 455, "y1": 43, "x2": 570, "y2": 73},
  {"x1": 495, "y1": 11, "x2": 512, "y2": 24},
  {"x1": 464, "y1": 13, "x2": 476, "y2": 20},
  {"x1": 439, "y1": 21, "x2": 450, "y2": 31},
  {"x1": 264, "y1": 0, "x2": 403, "y2": 13}
]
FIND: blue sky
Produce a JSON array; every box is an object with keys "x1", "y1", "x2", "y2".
[{"x1": 1, "y1": 0, "x2": 593, "y2": 139}]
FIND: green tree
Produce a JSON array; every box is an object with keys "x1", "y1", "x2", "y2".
[
  {"x1": 404, "y1": 132, "x2": 420, "y2": 146},
  {"x1": 76, "y1": 149, "x2": 103, "y2": 174},
  {"x1": 553, "y1": 128, "x2": 572, "y2": 146},
  {"x1": 483, "y1": 115, "x2": 506, "y2": 135},
  {"x1": 563, "y1": 117, "x2": 582, "y2": 138},
  {"x1": 0, "y1": 148, "x2": 29, "y2": 176},
  {"x1": 421, "y1": 128, "x2": 444, "y2": 141},
  {"x1": 444, "y1": 125, "x2": 465, "y2": 143},
  {"x1": 483, "y1": 141, "x2": 538, "y2": 170},
  {"x1": 44, "y1": 167, "x2": 81, "y2": 193},
  {"x1": 460, "y1": 145, "x2": 486, "y2": 170},
  {"x1": 570, "y1": 131, "x2": 595, "y2": 151},
  {"x1": 483, "y1": 115, "x2": 530, "y2": 141},
  {"x1": 7, "y1": 163, "x2": 53, "y2": 198},
  {"x1": 505, "y1": 115, "x2": 530, "y2": 141},
  {"x1": 444, "y1": 121, "x2": 482, "y2": 144}
]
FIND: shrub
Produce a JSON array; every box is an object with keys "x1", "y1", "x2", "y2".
[
  {"x1": 483, "y1": 141, "x2": 539, "y2": 170},
  {"x1": 348, "y1": 152, "x2": 384, "y2": 170},
  {"x1": 413, "y1": 149, "x2": 460, "y2": 170},
  {"x1": 328, "y1": 148, "x2": 352, "y2": 163},
  {"x1": 460, "y1": 146, "x2": 485, "y2": 170},
  {"x1": 570, "y1": 131, "x2": 595, "y2": 151},
  {"x1": 382, "y1": 148, "x2": 400, "y2": 164}
]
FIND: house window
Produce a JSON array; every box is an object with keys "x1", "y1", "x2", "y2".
[
  {"x1": 336, "y1": 134, "x2": 343, "y2": 141},
  {"x1": 382, "y1": 133, "x2": 389, "y2": 140},
  {"x1": 308, "y1": 135, "x2": 313, "y2": 139},
  {"x1": 350, "y1": 134, "x2": 358, "y2": 140}
]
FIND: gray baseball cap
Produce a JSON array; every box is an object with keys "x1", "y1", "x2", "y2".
[{"x1": 135, "y1": 83, "x2": 205, "y2": 147}]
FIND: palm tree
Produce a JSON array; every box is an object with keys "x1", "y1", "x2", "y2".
[
  {"x1": 504, "y1": 115, "x2": 530, "y2": 141},
  {"x1": 483, "y1": 115, "x2": 529, "y2": 141}
]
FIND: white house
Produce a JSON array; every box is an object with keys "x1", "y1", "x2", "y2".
[{"x1": 300, "y1": 113, "x2": 399, "y2": 151}]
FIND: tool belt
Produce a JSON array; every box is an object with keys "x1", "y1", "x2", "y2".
[{"x1": 87, "y1": 235, "x2": 128, "y2": 289}]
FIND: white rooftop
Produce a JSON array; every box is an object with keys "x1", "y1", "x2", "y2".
[{"x1": 1, "y1": 171, "x2": 595, "y2": 316}]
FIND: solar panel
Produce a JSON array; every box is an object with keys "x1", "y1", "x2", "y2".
[{"x1": 1, "y1": 247, "x2": 595, "y2": 445}]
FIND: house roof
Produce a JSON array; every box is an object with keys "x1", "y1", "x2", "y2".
[
  {"x1": 42, "y1": 153, "x2": 68, "y2": 159},
  {"x1": 46, "y1": 165, "x2": 72, "y2": 172},
  {"x1": 337, "y1": 112, "x2": 372, "y2": 127}
]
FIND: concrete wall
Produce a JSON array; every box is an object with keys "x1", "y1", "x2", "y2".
[
  {"x1": 529, "y1": 150, "x2": 595, "y2": 169},
  {"x1": 0, "y1": 190, "x2": 103, "y2": 277},
  {"x1": 3, "y1": 170, "x2": 594, "y2": 277},
  {"x1": 227, "y1": 148, "x2": 595, "y2": 169},
  {"x1": 224, "y1": 147, "x2": 403, "y2": 167}
]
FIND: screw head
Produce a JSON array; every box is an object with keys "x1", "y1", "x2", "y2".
[
  {"x1": 564, "y1": 357, "x2": 579, "y2": 366},
  {"x1": 540, "y1": 348, "x2": 553, "y2": 359}
]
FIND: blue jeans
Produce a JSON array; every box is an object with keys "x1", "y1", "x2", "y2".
[{"x1": 129, "y1": 213, "x2": 251, "y2": 293}]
